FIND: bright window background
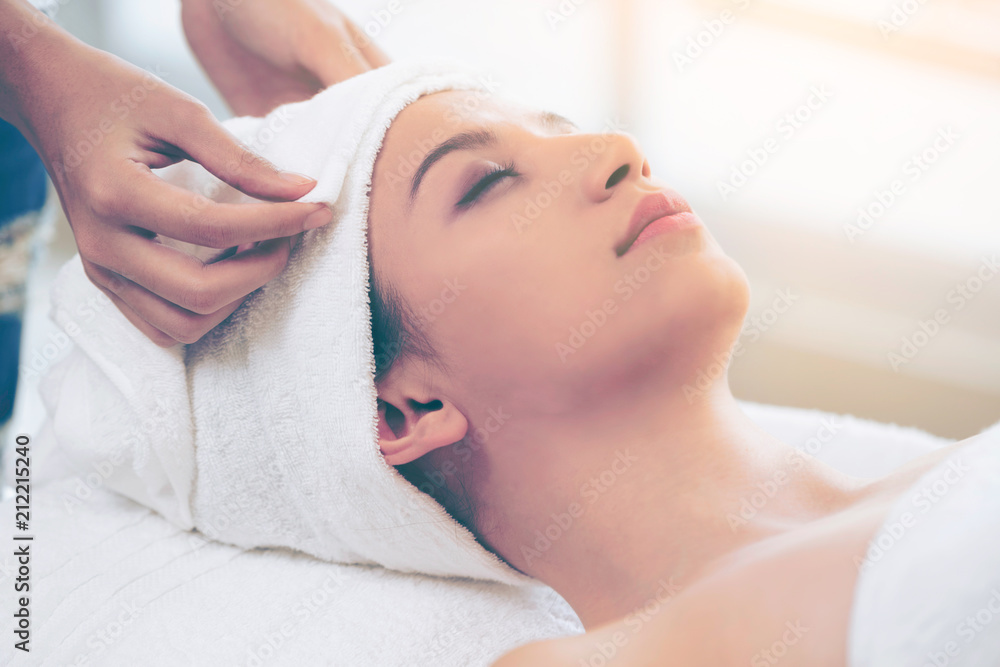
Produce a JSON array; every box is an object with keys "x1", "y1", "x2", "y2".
[{"x1": 29, "y1": 0, "x2": 1000, "y2": 438}]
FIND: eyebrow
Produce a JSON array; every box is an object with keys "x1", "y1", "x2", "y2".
[{"x1": 407, "y1": 110, "x2": 577, "y2": 206}]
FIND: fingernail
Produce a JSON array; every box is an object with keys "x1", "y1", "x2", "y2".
[
  {"x1": 280, "y1": 171, "x2": 317, "y2": 186},
  {"x1": 303, "y1": 206, "x2": 333, "y2": 230}
]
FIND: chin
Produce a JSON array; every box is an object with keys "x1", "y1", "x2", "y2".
[
  {"x1": 721, "y1": 255, "x2": 752, "y2": 323},
  {"x1": 665, "y1": 246, "x2": 748, "y2": 315},
  {"x1": 636, "y1": 252, "x2": 751, "y2": 380},
  {"x1": 690, "y1": 254, "x2": 752, "y2": 372},
  {"x1": 554, "y1": 256, "x2": 749, "y2": 397}
]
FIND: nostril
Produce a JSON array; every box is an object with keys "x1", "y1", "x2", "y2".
[{"x1": 605, "y1": 164, "x2": 629, "y2": 189}]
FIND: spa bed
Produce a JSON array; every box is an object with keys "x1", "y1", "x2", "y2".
[{"x1": 3, "y1": 400, "x2": 988, "y2": 666}]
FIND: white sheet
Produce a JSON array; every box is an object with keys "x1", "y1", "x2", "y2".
[
  {"x1": 1, "y1": 401, "x2": 969, "y2": 666},
  {"x1": 849, "y1": 429, "x2": 1000, "y2": 666},
  {"x1": 0, "y1": 474, "x2": 580, "y2": 666}
]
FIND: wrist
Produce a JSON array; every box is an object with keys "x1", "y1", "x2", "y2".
[{"x1": 0, "y1": 0, "x2": 81, "y2": 138}]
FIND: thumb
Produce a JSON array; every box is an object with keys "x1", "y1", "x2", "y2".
[{"x1": 170, "y1": 105, "x2": 317, "y2": 202}]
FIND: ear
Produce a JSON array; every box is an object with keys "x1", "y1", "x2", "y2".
[{"x1": 376, "y1": 377, "x2": 469, "y2": 466}]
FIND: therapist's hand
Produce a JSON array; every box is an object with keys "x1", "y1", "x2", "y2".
[
  {"x1": 181, "y1": 0, "x2": 391, "y2": 117},
  {"x1": 0, "y1": 0, "x2": 333, "y2": 346}
]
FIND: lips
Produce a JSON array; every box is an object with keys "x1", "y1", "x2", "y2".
[{"x1": 617, "y1": 190, "x2": 693, "y2": 257}]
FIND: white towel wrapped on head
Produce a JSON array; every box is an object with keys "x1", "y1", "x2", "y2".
[{"x1": 41, "y1": 59, "x2": 527, "y2": 585}]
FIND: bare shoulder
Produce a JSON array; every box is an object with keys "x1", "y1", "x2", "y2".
[
  {"x1": 493, "y1": 438, "x2": 984, "y2": 666},
  {"x1": 492, "y1": 498, "x2": 902, "y2": 667},
  {"x1": 494, "y1": 537, "x2": 869, "y2": 665}
]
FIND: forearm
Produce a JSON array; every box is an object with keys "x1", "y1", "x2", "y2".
[
  {"x1": 0, "y1": 0, "x2": 80, "y2": 148},
  {"x1": 179, "y1": 0, "x2": 390, "y2": 116}
]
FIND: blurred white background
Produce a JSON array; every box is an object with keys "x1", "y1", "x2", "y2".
[{"x1": 16, "y1": 0, "x2": 1000, "y2": 439}]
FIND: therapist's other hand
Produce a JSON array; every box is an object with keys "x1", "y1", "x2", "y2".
[
  {"x1": 0, "y1": 5, "x2": 333, "y2": 347},
  {"x1": 181, "y1": 0, "x2": 391, "y2": 117}
]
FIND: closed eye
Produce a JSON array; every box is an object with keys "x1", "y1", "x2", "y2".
[{"x1": 456, "y1": 162, "x2": 519, "y2": 209}]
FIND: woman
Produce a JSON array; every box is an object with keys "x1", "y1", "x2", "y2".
[{"x1": 361, "y1": 89, "x2": 994, "y2": 664}]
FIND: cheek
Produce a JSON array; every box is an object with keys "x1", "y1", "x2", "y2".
[
  {"x1": 411, "y1": 217, "x2": 634, "y2": 366},
  {"x1": 405, "y1": 234, "x2": 583, "y2": 384},
  {"x1": 404, "y1": 226, "x2": 749, "y2": 407}
]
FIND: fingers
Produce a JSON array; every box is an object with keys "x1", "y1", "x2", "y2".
[
  {"x1": 96, "y1": 232, "x2": 298, "y2": 317},
  {"x1": 83, "y1": 259, "x2": 178, "y2": 347},
  {"x1": 82, "y1": 235, "x2": 297, "y2": 346},
  {"x1": 90, "y1": 260, "x2": 248, "y2": 346},
  {"x1": 164, "y1": 103, "x2": 319, "y2": 203},
  {"x1": 113, "y1": 163, "x2": 331, "y2": 248}
]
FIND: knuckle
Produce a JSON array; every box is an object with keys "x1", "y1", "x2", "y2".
[
  {"x1": 80, "y1": 260, "x2": 102, "y2": 286},
  {"x1": 179, "y1": 100, "x2": 212, "y2": 127},
  {"x1": 228, "y1": 145, "x2": 271, "y2": 181},
  {"x1": 76, "y1": 234, "x2": 102, "y2": 262},
  {"x1": 87, "y1": 179, "x2": 121, "y2": 220},
  {"x1": 151, "y1": 330, "x2": 180, "y2": 348},
  {"x1": 170, "y1": 315, "x2": 207, "y2": 345},
  {"x1": 191, "y1": 219, "x2": 234, "y2": 249},
  {"x1": 179, "y1": 276, "x2": 220, "y2": 314},
  {"x1": 82, "y1": 261, "x2": 116, "y2": 291}
]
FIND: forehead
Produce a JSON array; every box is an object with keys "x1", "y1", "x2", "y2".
[
  {"x1": 398, "y1": 88, "x2": 523, "y2": 135},
  {"x1": 371, "y1": 90, "x2": 530, "y2": 204}
]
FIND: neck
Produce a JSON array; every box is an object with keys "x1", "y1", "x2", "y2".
[{"x1": 475, "y1": 379, "x2": 865, "y2": 629}]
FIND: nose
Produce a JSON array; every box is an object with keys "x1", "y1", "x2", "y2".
[{"x1": 577, "y1": 132, "x2": 650, "y2": 202}]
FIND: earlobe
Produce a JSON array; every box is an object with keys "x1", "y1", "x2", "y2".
[{"x1": 376, "y1": 396, "x2": 469, "y2": 466}]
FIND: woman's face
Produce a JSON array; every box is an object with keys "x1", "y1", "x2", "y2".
[{"x1": 368, "y1": 89, "x2": 749, "y2": 421}]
